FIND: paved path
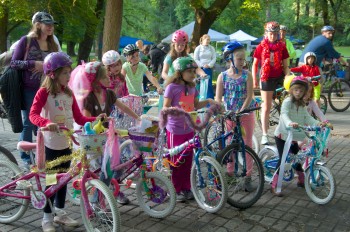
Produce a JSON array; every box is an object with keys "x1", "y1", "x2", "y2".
[{"x1": 0, "y1": 108, "x2": 349, "y2": 232}]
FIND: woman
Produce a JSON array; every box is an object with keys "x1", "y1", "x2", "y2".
[
  {"x1": 252, "y1": 21, "x2": 290, "y2": 145},
  {"x1": 11, "y1": 12, "x2": 59, "y2": 169},
  {"x1": 193, "y1": 34, "x2": 216, "y2": 99}
]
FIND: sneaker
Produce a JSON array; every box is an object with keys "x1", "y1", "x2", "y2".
[
  {"x1": 261, "y1": 135, "x2": 269, "y2": 145},
  {"x1": 176, "y1": 192, "x2": 186, "y2": 202},
  {"x1": 244, "y1": 177, "x2": 255, "y2": 192},
  {"x1": 183, "y1": 190, "x2": 194, "y2": 200},
  {"x1": 116, "y1": 192, "x2": 130, "y2": 205},
  {"x1": 297, "y1": 182, "x2": 305, "y2": 188},
  {"x1": 42, "y1": 220, "x2": 56, "y2": 232},
  {"x1": 53, "y1": 214, "x2": 79, "y2": 227},
  {"x1": 22, "y1": 160, "x2": 32, "y2": 172},
  {"x1": 270, "y1": 187, "x2": 284, "y2": 197}
]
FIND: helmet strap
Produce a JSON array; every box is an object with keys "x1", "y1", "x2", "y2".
[{"x1": 179, "y1": 74, "x2": 189, "y2": 95}]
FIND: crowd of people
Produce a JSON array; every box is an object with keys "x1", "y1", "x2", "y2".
[{"x1": 5, "y1": 10, "x2": 349, "y2": 231}]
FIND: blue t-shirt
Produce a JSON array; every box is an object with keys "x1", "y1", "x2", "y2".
[{"x1": 300, "y1": 35, "x2": 340, "y2": 66}]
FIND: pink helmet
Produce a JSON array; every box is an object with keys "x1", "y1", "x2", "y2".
[
  {"x1": 172, "y1": 30, "x2": 189, "y2": 43},
  {"x1": 43, "y1": 52, "x2": 72, "y2": 78},
  {"x1": 290, "y1": 76, "x2": 309, "y2": 91}
]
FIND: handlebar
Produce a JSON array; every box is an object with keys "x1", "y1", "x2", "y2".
[
  {"x1": 224, "y1": 106, "x2": 261, "y2": 118},
  {"x1": 39, "y1": 126, "x2": 81, "y2": 145}
]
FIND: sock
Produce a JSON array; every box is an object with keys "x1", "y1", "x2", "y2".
[{"x1": 43, "y1": 213, "x2": 53, "y2": 222}]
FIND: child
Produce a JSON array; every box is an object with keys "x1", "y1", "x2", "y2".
[
  {"x1": 161, "y1": 30, "x2": 207, "y2": 81},
  {"x1": 290, "y1": 52, "x2": 322, "y2": 106},
  {"x1": 70, "y1": 61, "x2": 141, "y2": 205},
  {"x1": 163, "y1": 56, "x2": 218, "y2": 202},
  {"x1": 273, "y1": 76, "x2": 322, "y2": 197},
  {"x1": 304, "y1": 82, "x2": 327, "y2": 122},
  {"x1": 215, "y1": 41, "x2": 256, "y2": 191},
  {"x1": 102, "y1": 50, "x2": 129, "y2": 98},
  {"x1": 29, "y1": 52, "x2": 104, "y2": 232},
  {"x1": 121, "y1": 44, "x2": 162, "y2": 96}
]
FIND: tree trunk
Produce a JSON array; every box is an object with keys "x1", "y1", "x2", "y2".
[
  {"x1": 76, "y1": 0, "x2": 104, "y2": 65},
  {"x1": 296, "y1": 0, "x2": 300, "y2": 24},
  {"x1": 190, "y1": 0, "x2": 231, "y2": 49},
  {"x1": 305, "y1": 0, "x2": 310, "y2": 17},
  {"x1": 328, "y1": 0, "x2": 343, "y2": 31},
  {"x1": 102, "y1": 0, "x2": 123, "y2": 54},
  {"x1": 0, "y1": 7, "x2": 9, "y2": 53},
  {"x1": 321, "y1": 0, "x2": 330, "y2": 25},
  {"x1": 67, "y1": 42, "x2": 76, "y2": 56},
  {"x1": 265, "y1": 0, "x2": 271, "y2": 21}
]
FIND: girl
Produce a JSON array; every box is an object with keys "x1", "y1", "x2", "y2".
[
  {"x1": 121, "y1": 44, "x2": 162, "y2": 96},
  {"x1": 304, "y1": 82, "x2": 327, "y2": 122},
  {"x1": 215, "y1": 42, "x2": 256, "y2": 191},
  {"x1": 194, "y1": 34, "x2": 217, "y2": 99},
  {"x1": 102, "y1": 50, "x2": 129, "y2": 98},
  {"x1": 273, "y1": 76, "x2": 322, "y2": 196},
  {"x1": 161, "y1": 30, "x2": 207, "y2": 81},
  {"x1": 70, "y1": 61, "x2": 140, "y2": 205},
  {"x1": 11, "y1": 12, "x2": 59, "y2": 169},
  {"x1": 252, "y1": 21, "x2": 290, "y2": 145},
  {"x1": 29, "y1": 52, "x2": 104, "y2": 232},
  {"x1": 163, "y1": 56, "x2": 218, "y2": 202}
]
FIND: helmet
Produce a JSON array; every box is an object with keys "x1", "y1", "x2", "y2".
[
  {"x1": 280, "y1": 25, "x2": 288, "y2": 31},
  {"x1": 283, "y1": 74, "x2": 295, "y2": 91},
  {"x1": 84, "y1": 61, "x2": 102, "y2": 83},
  {"x1": 304, "y1": 52, "x2": 317, "y2": 64},
  {"x1": 123, "y1": 44, "x2": 139, "y2": 56},
  {"x1": 222, "y1": 41, "x2": 244, "y2": 61},
  {"x1": 290, "y1": 76, "x2": 309, "y2": 91},
  {"x1": 265, "y1": 21, "x2": 280, "y2": 32},
  {"x1": 172, "y1": 57, "x2": 198, "y2": 72},
  {"x1": 32, "y1": 12, "x2": 57, "y2": 25},
  {"x1": 43, "y1": 52, "x2": 72, "y2": 77},
  {"x1": 102, "y1": 50, "x2": 121, "y2": 66},
  {"x1": 172, "y1": 30, "x2": 189, "y2": 44},
  {"x1": 321, "y1": 25, "x2": 335, "y2": 32}
]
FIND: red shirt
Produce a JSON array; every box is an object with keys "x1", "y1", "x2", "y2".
[
  {"x1": 290, "y1": 64, "x2": 320, "y2": 77},
  {"x1": 254, "y1": 43, "x2": 289, "y2": 78}
]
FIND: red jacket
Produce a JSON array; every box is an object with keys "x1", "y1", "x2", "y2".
[{"x1": 290, "y1": 64, "x2": 320, "y2": 77}]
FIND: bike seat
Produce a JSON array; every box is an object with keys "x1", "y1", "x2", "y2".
[{"x1": 17, "y1": 141, "x2": 36, "y2": 152}]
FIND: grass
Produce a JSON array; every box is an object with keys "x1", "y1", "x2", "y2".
[{"x1": 334, "y1": 46, "x2": 350, "y2": 57}]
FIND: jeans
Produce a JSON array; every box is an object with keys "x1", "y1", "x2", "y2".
[
  {"x1": 19, "y1": 89, "x2": 36, "y2": 162},
  {"x1": 202, "y1": 68, "x2": 214, "y2": 99}
]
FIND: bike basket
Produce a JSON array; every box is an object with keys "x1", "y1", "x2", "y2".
[
  {"x1": 337, "y1": 70, "x2": 346, "y2": 78},
  {"x1": 128, "y1": 126, "x2": 158, "y2": 152},
  {"x1": 76, "y1": 132, "x2": 107, "y2": 154}
]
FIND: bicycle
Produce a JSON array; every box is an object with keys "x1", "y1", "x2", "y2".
[
  {"x1": 0, "y1": 145, "x2": 18, "y2": 165},
  {"x1": 150, "y1": 105, "x2": 227, "y2": 213},
  {"x1": 258, "y1": 126, "x2": 336, "y2": 204},
  {"x1": 0, "y1": 126, "x2": 121, "y2": 231},
  {"x1": 204, "y1": 107, "x2": 264, "y2": 209}
]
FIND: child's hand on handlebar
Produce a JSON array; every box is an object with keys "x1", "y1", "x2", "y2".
[
  {"x1": 96, "y1": 113, "x2": 107, "y2": 122},
  {"x1": 289, "y1": 122, "x2": 299, "y2": 129},
  {"x1": 156, "y1": 87, "x2": 163, "y2": 94}
]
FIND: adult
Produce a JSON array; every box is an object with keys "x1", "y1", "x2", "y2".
[
  {"x1": 193, "y1": 34, "x2": 217, "y2": 99},
  {"x1": 135, "y1": 39, "x2": 149, "y2": 92},
  {"x1": 11, "y1": 12, "x2": 59, "y2": 169},
  {"x1": 252, "y1": 21, "x2": 290, "y2": 145},
  {"x1": 279, "y1": 25, "x2": 296, "y2": 67},
  {"x1": 299, "y1": 26, "x2": 349, "y2": 67},
  {"x1": 149, "y1": 42, "x2": 170, "y2": 78}
]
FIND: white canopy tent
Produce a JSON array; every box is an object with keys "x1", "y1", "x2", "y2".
[
  {"x1": 162, "y1": 21, "x2": 229, "y2": 43},
  {"x1": 228, "y1": 30, "x2": 257, "y2": 52}
]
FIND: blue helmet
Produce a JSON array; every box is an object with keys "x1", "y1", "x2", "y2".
[
  {"x1": 222, "y1": 42, "x2": 244, "y2": 61},
  {"x1": 321, "y1": 25, "x2": 335, "y2": 32}
]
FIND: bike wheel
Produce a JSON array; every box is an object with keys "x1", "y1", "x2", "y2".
[
  {"x1": 80, "y1": 179, "x2": 120, "y2": 232},
  {"x1": 136, "y1": 171, "x2": 176, "y2": 218},
  {"x1": 304, "y1": 165, "x2": 336, "y2": 205},
  {"x1": 320, "y1": 95, "x2": 328, "y2": 115},
  {"x1": 190, "y1": 154, "x2": 227, "y2": 213},
  {"x1": 0, "y1": 160, "x2": 29, "y2": 223},
  {"x1": 258, "y1": 147, "x2": 279, "y2": 183},
  {"x1": 218, "y1": 144, "x2": 264, "y2": 209},
  {"x1": 328, "y1": 79, "x2": 350, "y2": 112},
  {"x1": 0, "y1": 146, "x2": 18, "y2": 165}
]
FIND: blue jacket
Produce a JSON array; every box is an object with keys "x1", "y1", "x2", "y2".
[{"x1": 300, "y1": 35, "x2": 340, "y2": 66}]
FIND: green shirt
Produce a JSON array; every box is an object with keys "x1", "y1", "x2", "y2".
[
  {"x1": 122, "y1": 62, "x2": 148, "y2": 96},
  {"x1": 285, "y1": 39, "x2": 296, "y2": 59}
]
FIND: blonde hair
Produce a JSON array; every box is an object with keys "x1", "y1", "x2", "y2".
[
  {"x1": 199, "y1": 34, "x2": 210, "y2": 44},
  {"x1": 91, "y1": 65, "x2": 107, "y2": 92},
  {"x1": 305, "y1": 82, "x2": 314, "y2": 101},
  {"x1": 165, "y1": 70, "x2": 195, "y2": 88},
  {"x1": 41, "y1": 67, "x2": 73, "y2": 97},
  {"x1": 28, "y1": 22, "x2": 58, "y2": 52},
  {"x1": 289, "y1": 84, "x2": 306, "y2": 107},
  {"x1": 169, "y1": 43, "x2": 188, "y2": 61}
]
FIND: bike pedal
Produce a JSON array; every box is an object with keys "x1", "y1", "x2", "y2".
[{"x1": 16, "y1": 180, "x2": 32, "y2": 189}]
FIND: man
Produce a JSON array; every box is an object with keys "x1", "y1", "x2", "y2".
[
  {"x1": 279, "y1": 25, "x2": 296, "y2": 66},
  {"x1": 299, "y1": 26, "x2": 349, "y2": 67}
]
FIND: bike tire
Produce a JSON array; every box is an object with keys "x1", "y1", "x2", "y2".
[
  {"x1": 190, "y1": 154, "x2": 227, "y2": 213},
  {"x1": 0, "y1": 160, "x2": 29, "y2": 223},
  {"x1": 320, "y1": 94, "x2": 328, "y2": 115},
  {"x1": 135, "y1": 171, "x2": 176, "y2": 218},
  {"x1": 0, "y1": 146, "x2": 18, "y2": 165},
  {"x1": 328, "y1": 79, "x2": 350, "y2": 112},
  {"x1": 304, "y1": 165, "x2": 336, "y2": 205},
  {"x1": 218, "y1": 144, "x2": 264, "y2": 209},
  {"x1": 80, "y1": 179, "x2": 121, "y2": 232}
]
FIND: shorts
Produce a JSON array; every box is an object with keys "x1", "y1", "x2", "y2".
[
  {"x1": 313, "y1": 83, "x2": 321, "y2": 100},
  {"x1": 260, "y1": 76, "x2": 284, "y2": 91}
]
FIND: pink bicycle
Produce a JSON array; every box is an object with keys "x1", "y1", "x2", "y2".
[{"x1": 0, "y1": 126, "x2": 121, "y2": 232}]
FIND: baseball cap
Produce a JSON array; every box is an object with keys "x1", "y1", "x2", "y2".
[{"x1": 32, "y1": 12, "x2": 57, "y2": 25}]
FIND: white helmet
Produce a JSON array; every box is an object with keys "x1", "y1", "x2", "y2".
[
  {"x1": 102, "y1": 50, "x2": 121, "y2": 66},
  {"x1": 304, "y1": 52, "x2": 316, "y2": 64}
]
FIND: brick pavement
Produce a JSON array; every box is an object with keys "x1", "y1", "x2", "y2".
[{"x1": 0, "y1": 108, "x2": 349, "y2": 232}]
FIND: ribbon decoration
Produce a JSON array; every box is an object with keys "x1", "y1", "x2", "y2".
[{"x1": 276, "y1": 129, "x2": 293, "y2": 193}]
